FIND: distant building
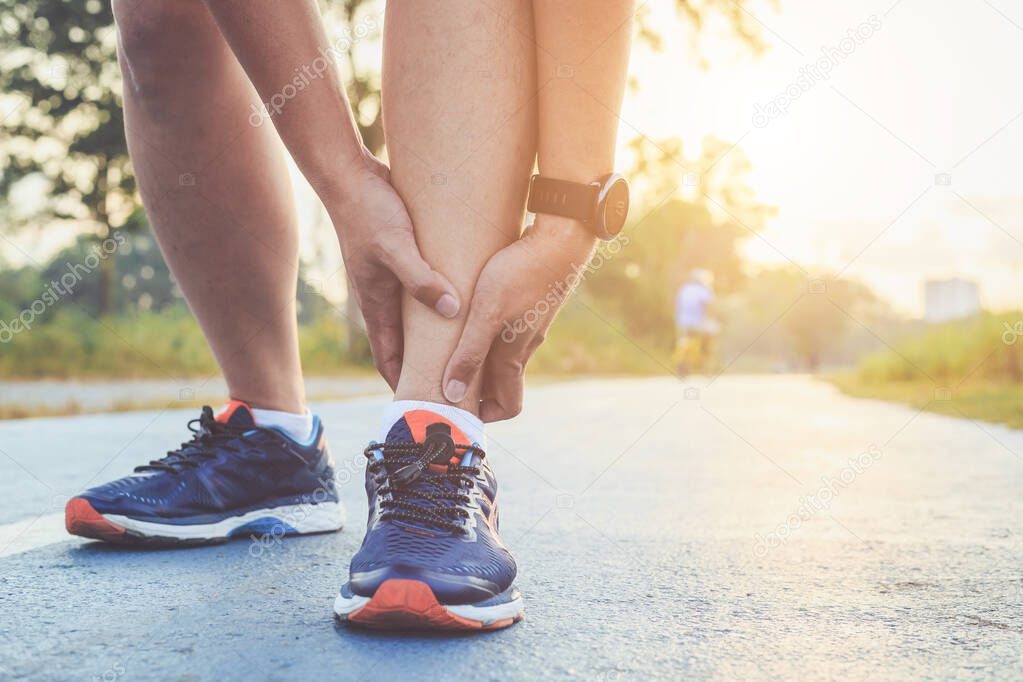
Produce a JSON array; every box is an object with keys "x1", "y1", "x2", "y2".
[{"x1": 924, "y1": 278, "x2": 980, "y2": 323}]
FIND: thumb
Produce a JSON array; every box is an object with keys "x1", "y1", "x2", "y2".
[
  {"x1": 379, "y1": 230, "x2": 461, "y2": 318},
  {"x1": 442, "y1": 297, "x2": 504, "y2": 403}
]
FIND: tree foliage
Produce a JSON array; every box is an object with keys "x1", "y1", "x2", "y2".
[
  {"x1": 0, "y1": 0, "x2": 129, "y2": 314},
  {"x1": 0, "y1": 0, "x2": 772, "y2": 337}
]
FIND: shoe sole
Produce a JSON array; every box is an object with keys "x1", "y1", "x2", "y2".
[
  {"x1": 334, "y1": 579, "x2": 524, "y2": 631},
  {"x1": 65, "y1": 497, "x2": 344, "y2": 546}
]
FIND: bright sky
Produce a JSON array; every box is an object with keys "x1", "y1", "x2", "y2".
[{"x1": 626, "y1": 0, "x2": 1023, "y2": 315}]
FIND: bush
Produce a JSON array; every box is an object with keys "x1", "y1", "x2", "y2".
[
  {"x1": 854, "y1": 312, "x2": 1023, "y2": 384},
  {"x1": 529, "y1": 297, "x2": 671, "y2": 376}
]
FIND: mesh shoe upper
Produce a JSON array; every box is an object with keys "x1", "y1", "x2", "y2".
[
  {"x1": 75, "y1": 402, "x2": 337, "y2": 522},
  {"x1": 348, "y1": 411, "x2": 516, "y2": 604}
]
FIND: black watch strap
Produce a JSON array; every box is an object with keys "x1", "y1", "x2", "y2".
[{"x1": 526, "y1": 175, "x2": 599, "y2": 224}]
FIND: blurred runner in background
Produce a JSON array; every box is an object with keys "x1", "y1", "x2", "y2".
[{"x1": 674, "y1": 269, "x2": 718, "y2": 376}]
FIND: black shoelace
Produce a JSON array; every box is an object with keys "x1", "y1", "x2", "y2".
[
  {"x1": 135, "y1": 406, "x2": 262, "y2": 474},
  {"x1": 364, "y1": 434, "x2": 486, "y2": 535}
]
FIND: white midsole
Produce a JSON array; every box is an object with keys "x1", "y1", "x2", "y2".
[
  {"x1": 333, "y1": 588, "x2": 523, "y2": 625},
  {"x1": 102, "y1": 501, "x2": 344, "y2": 540},
  {"x1": 447, "y1": 596, "x2": 523, "y2": 622},
  {"x1": 333, "y1": 592, "x2": 370, "y2": 616}
]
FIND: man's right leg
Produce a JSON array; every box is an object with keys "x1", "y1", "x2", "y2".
[
  {"x1": 65, "y1": 1, "x2": 342, "y2": 545},
  {"x1": 114, "y1": 0, "x2": 303, "y2": 414}
]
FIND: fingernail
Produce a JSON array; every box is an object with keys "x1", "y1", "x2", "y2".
[
  {"x1": 435, "y1": 294, "x2": 459, "y2": 318},
  {"x1": 444, "y1": 379, "x2": 467, "y2": 403}
]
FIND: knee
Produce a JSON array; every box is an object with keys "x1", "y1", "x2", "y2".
[{"x1": 113, "y1": 0, "x2": 221, "y2": 116}]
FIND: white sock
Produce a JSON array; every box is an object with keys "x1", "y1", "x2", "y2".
[
  {"x1": 251, "y1": 407, "x2": 314, "y2": 443},
  {"x1": 379, "y1": 400, "x2": 486, "y2": 448}
]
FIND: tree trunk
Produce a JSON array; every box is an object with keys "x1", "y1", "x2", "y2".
[
  {"x1": 338, "y1": 0, "x2": 376, "y2": 365},
  {"x1": 95, "y1": 155, "x2": 114, "y2": 317}
]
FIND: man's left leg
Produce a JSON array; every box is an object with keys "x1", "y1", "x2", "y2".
[{"x1": 334, "y1": 0, "x2": 537, "y2": 630}]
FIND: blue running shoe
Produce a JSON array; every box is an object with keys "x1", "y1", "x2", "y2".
[
  {"x1": 334, "y1": 409, "x2": 523, "y2": 630},
  {"x1": 65, "y1": 401, "x2": 343, "y2": 545}
]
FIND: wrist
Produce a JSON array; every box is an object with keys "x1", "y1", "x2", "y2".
[
  {"x1": 530, "y1": 215, "x2": 598, "y2": 260},
  {"x1": 310, "y1": 147, "x2": 379, "y2": 206},
  {"x1": 528, "y1": 170, "x2": 629, "y2": 242}
]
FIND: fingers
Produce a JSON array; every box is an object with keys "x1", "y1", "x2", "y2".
[
  {"x1": 479, "y1": 328, "x2": 546, "y2": 422},
  {"x1": 377, "y1": 230, "x2": 461, "y2": 319},
  {"x1": 442, "y1": 295, "x2": 504, "y2": 403},
  {"x1": 479, "y1": 347, "x2": 524, "y2": 423},
  {"x1": 359, "y1": 277, "x2": 404, "y2": 391}
]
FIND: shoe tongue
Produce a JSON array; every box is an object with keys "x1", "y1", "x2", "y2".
[
  {"x1": 385, "y1": 409, "x2": 470, "y2": 467},
  {"x1": 215, "y1": 400, "x2": 255, "y2": 428},
  {"x1": 386, "y1": 409, "x2": 469, "y2": 444}
]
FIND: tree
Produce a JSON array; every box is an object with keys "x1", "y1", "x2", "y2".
[
  {"x1": 781, "y1": 275, "x2": 878, "y2": 372},
  {"x1": 321, "y1": 0, "x2": 383, "y2": 363},
  {"x1": 665, "y1": 0, "x2": 775, "y2": 57},
  {"x1": 1, "y1": 0, "x2": 769, "y2": 334},
  {"x1": 577, "y1": 132, "x2": 773, "y2": 351},
  {"x1": 718, "y1": 268, "x2": 884, "y2": 372},
  {"x1": 0, "y1": 0, "x2": 384, "y2": 337},
  {"x1": 0, "y1": 0, "x2": 131, "y2": 316}
]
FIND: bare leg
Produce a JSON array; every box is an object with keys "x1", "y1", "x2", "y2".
[
  {"x1": 385, "y1": 1, "x2": 538, "y2": 413},
  {"x1": 434, "y1": 0, "x2": 634, "y2": 422},
  {"x1": 114, "y1": 0, "x2": 304, "y2": 412}
]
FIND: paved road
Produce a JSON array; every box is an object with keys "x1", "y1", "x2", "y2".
[
  {"x1": 1, "y1": 376, "x2": 1021, "y2": 680},
  {"x1": 0, "y1": 376, "x2": 388, "y2": 417}
]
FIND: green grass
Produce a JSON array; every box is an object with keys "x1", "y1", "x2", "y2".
[
  {"x1": 828, "y1": 312, "x2": 1023, "y2": 430},
  {"x1": 0, "y1": 301, "x2": 673, "y2": 381},
  {"x1": 528, "y1": 302, "x2": 674, "y2": 376},
  {"x1": 0, "y1": 310, "x2": 373, "y2": 379},
  {"x1": 0, "y1": 303, "x2": 676, "y2": 419},
  {"x1": 831, "y1": 374, "x2": 1023, "y2": 430},
  {"x1": 853, "y1": 312, "x2": 1023, "y2": 384}
]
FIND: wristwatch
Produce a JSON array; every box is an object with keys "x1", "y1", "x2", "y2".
[{"x1": 526, "y1": 173, "x2": 630, "y2": 240}]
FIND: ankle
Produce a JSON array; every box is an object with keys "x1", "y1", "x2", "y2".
[
  {"x1": 394, "y1": 382, "x2": 480, "y2": 417},
  {"x1": 250, "y1": 406, "x2": 315, "y2": 443},
  {"x1": 231, "y1": 394, "x2": 306, "y2": 415}
]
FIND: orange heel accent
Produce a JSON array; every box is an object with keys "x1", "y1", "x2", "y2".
[
  {"x1": 65, "y1": 498, "x2": 127, "y2": 542},
  {"x1": 346, "y1": 579, "x2": 518, "y2": 631}
]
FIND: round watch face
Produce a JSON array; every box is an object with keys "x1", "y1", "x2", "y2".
[{"x1": 597, "y1": 176, "x2": 630, "y2": 239}]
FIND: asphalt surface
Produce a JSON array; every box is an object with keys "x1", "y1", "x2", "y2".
[{"x1": 1, "y1": 376, "x2": 1021, "y2": 680}]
